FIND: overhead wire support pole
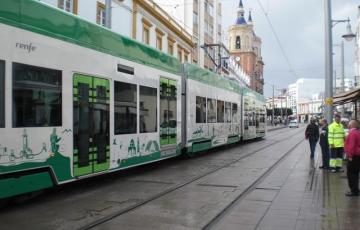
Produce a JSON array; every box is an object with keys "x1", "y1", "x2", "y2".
[{"x1": 324, "y1": 0, "x2": 333, "y2": 123}]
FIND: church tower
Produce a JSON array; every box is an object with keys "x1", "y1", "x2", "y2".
[{"x1": 228, "y1": 0, "x2": 264, "y2": 94}]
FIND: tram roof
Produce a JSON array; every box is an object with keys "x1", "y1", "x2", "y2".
[
  {"x1": 185, "y1": 64, "x2": 242, "y2": 95},
  {"x1": 0, "y1": 0, "x2": 182, "y2": 75},
  {"x1": 185, "y1": 64, "x2": 265, "y2": 102}
]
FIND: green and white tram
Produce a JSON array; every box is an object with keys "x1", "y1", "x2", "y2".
[{"x1": 0, "y1": 0, "x2": 266, "y2": 199}]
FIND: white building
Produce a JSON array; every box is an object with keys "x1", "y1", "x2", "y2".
[
  {"x1": 287, "y1": 78, "x2": 325, "y2": 116},
  {"x1": 40, "y1": 0, "x2": 194, "y2": 63},
  {"x1": 297, "y1": 93, "x2": 323, "y2": 123},
  {"x1": 334, "y1": 77, "x2": 354, "y2": 94},
  {"x1": 154, "y1": 0, "x2": 223, "y2": 70},
  {"x1": 266, "y1": 96, "x2": 287, "y2": 110},
  {"x1": 288, "y1": 83, "x2": 297, "y2": 115}
]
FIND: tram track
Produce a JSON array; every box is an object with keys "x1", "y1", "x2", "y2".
[
  {"x1": 78, "y1": 128, "x2": 305, "y2": 230},
  {"x1": 202, "y1": 130, "x2": 305, "y2": 230}
]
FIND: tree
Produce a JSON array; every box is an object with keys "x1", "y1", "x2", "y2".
[{"x1": 266, "y1": 108, "x2": 293, "y2": 116}]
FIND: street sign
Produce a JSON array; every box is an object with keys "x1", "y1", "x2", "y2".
[{"x1": 324, "y1": 98, "x2": 333, "y2": 105}]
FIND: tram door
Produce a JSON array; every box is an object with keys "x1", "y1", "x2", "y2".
[
  {"x1": 160, "y1": 78, "x2": 177, "y2": 148},
  {"x1": 73, "y1": 74, "x2": 110, "y2": 177}
]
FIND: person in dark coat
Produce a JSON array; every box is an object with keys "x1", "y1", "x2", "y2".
[
  {"x1": 305, "y1": 118, "x2": 320, "y2": 159},
  {"x1": 319, "y1": 119, "x2": 330, "y2": 169}
]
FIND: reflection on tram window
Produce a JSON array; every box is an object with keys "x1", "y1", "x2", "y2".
[
  {"x1": 225, "y1": 102, "x2": 231, "y2": 123},
  {"x1": 207, "y1": 98, "x2": 216, "y2": 123},
  {"x1": 196, "y1": 96, "x2": 206, "y2": 123},
  {"x1": 260, "y1": 114, "x2": 265, "y2": 123},
  {"x1": 114, "y1": 81, "x2": 137, "y2": 134},
  {"x1": 217, "y1": 100, "x2": 224, "y2": 123},
  {"x1": 0, "y1": 60, "x2": 4, "y2": 128},
  {"x1": 232, "y1": 103, "x2": 238, "y2": 123},
  {"x1": 13, "y1": 63, "x2": 62, "y2": 127},
  {"x1": 140, "y1": 86, "x2": 157, "y2": 133}
]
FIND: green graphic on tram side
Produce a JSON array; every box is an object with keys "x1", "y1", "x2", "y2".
[
  {"x1": 127, "y1": 139, "x2": 160, "y2": 158},
  {"x1": 61, "y1": 129, "x2": 72, "y2": 134},
  {"x1": 0, "y1": 129, "x2": 48, "y2": 162},
  {"x1": 145, "y1": 141, "x2": 160, "y2": 153},
  {"x1": 121, "y1": 139, "x2": 161, "y2": 168},
  {"x1": 128, "y1": 139, "x2": 136, "y2": 156},
  {"x1": 0, "y1": 128, "x2": 72, "y2": 183},
  {"x1": 50, "y1": 128, "x2": 61, "y2": 153},
  {"x1": 192, "y1": 127, "x2": 204, "y2": 139}
]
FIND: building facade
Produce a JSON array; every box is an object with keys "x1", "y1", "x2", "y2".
[
  {"x1": 40, "y1": 0, "x2": 194, "y2": 63},
  {"x1": 228, "y1": 0, "x2": 264, "y2": 94},
  {"x1": 287, "y1": 78, "x2": 325, "y2": 116},
  {"x1": 153, "y1": 0, "x2": 223, "y2": 71}
]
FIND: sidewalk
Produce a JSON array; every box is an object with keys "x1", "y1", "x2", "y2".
[{"x1": 215, "y1": 139, "x2": 360, "y2": 230}]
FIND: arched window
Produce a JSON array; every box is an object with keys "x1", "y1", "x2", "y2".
[{"x1": 235, "y1": 36, "x2": 241, "y2": 49}]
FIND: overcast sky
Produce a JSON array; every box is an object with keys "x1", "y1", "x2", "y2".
[{"x1": 221, "y1": 0, "x2": 359, "y2": 97}]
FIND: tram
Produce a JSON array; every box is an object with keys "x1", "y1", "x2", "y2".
[{"x1": 0, "y1": 0, "x2": 266, "y2": 199}]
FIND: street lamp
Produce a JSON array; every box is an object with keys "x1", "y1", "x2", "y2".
[
  {"x1": 324, "y1": 0, "x2": 355, "y2": 122},
  {"x1": 342, "y1": 20, "x2": 356, "y2": 41}
]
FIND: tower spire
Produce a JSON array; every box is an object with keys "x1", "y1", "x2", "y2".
[
  {"x1": 248, "y1": 10, "x2": 253, "y2": 23},
  {"x1": 239, "y1": 0, "x2": 243, "y2": 8},
  {"x1": 236, "y1": 0, "x2": 246, "y2": 25}
]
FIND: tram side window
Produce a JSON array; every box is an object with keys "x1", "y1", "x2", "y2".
[
  {"x1": 0, "y1": 60, "x2": 4, "y2": 128},
  {"x1": 207, "y1": 98, "x2": 216, "y2": 123},
  {"x1": 140, "y1": 86, "x2": 157, "y2": 133},
  {"x1": 232, "y1": 103, "x2": 238, "y2": 123},
  {"x1": 196, "y1": 96, "x2": 206, "y2": 123},
  {"x1": 225, "y1": 102, "x2": 231, "y2": 123},
  {"x1": 217, "y1": 100, "x2": 224, "y2": 123},
  {"x1": 114, "y1": 81, "x2": 137, "y2": 134},
  {"x1": 13, "y1": 63, "x2": 62, "y2": 127}
]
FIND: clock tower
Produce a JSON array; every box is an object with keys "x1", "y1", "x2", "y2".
[{"x1": 228, "y1": 0, "x2": 264, "y2": 94}]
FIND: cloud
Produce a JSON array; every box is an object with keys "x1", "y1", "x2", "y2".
[{"x1": 222, "y1": 0, "x2": 359, "y2": 97}]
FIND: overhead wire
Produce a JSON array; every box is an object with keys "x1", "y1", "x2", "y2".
[{"x1": 255, "y1": 0, "x2": 299, "y2": 79}]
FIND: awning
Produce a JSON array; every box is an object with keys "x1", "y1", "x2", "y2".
[{"x1": 333, "y1": 87, "x2": 360, "y2": 105}]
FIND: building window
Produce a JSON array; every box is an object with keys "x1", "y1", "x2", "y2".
[
  {"x1": 142, "y1": 18, "x2": 152, "y2": 45},
  {"x1": 143, "y1": 28, "x2": 150, "y2": 45},
  {"x1": 184, "y1": 53, "x2": 189, "y2": 63},
  {"x1": 196, "y1": 96, "x2": 206, "y2": 123},
  {"x1": 140, "y1": 86, "x2": 157, "y2": 133},
  {"x1": 177, "y1": 46, "x2": 183, "y2": 62},
  {"x1": 114, "y1": 81, "x2": 137, "y2": 135},
  {"x1": 13, "y1": 63, "x2": 62, "y2": 127},
  {"x1": 168, "y1": 38, "x2": 174, "y2": 55},
  {"x1": 217, "y1": 100, "x2": 224, "y2": 123},
  {"x1": 0, "y1": 60, "x2": 4, "y2": 128},
  {"x1": 236, "y1": 36, "x2": 241, "y2": 49},
  {"x1": 193, "y1": 11, "x2": 198, "y2": 25},
  {"x1": 156, "y1": 28, "x2": 164, "y2": 51},
  {"x1": 96, "y1": 2, "x2": 106, "y2": 26},
  {"x1": 58, "y1": 0, "x2": 77, "y2": 14},
  {"x1": 207, "y1": 98, "x2": 216, "y2": 123}
]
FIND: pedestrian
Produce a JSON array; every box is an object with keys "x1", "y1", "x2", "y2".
[
  {"x1": 344, "y1": 120, "x2": 360, "y2": 197},
  {"x1": 319, "y1": 119, "x2": 330, "y2": 169},
  {"x1": 305, "y1": 118, "x2": 319, "y2": 159},
  {"x1": 328, "y1": 114, "x2": 346, "y2": 173}
]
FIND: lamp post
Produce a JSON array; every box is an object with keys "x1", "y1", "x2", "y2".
[{"x1": 324, "y1": 0, "x2": 355, "y2": 122}]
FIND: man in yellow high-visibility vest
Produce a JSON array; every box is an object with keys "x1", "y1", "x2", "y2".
[{"x1": 328, "y1": 114, "x2": 346, "y2": 173}]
